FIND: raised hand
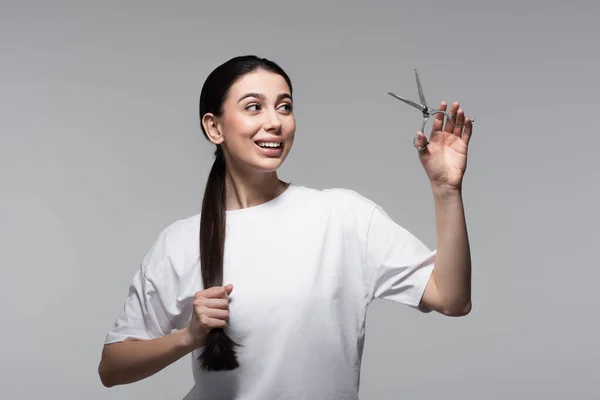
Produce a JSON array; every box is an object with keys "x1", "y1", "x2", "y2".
[{"x1": 413, "y1": 101, "x2": 474, "y2": 192}]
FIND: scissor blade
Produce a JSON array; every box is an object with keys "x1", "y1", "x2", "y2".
[
  {"x1": 387, "y1": 92, "x2": 425, "y2": 111},
  {"x1": 414, "y1": 69, "x2": 427, "y2": 109}
]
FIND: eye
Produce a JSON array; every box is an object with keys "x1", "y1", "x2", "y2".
[
  {"x1": 246, "y1": 103, "x2": 261, "y2": 111},
  {"x1": 278, "y1": 103, "x2": 293, "y2": 112}
]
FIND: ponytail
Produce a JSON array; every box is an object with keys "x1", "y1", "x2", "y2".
[
  {"x1": 196, "y1": 54, "x2": 293, "y2": 371},
  {"x1": 197, "y1": 145, "x2": 240, "y2": 371}
]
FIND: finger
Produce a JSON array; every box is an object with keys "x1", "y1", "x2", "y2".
[
  {"x1": 414, "y1": 131, "x2": 429, "y2": 153},
  {"x1": 453, "y1": 108, "x2": 464, "y2": 137},
  {"x1": 444, "y1": 101, "x2": 460, "y2": 133},
  {"x1": 202, "y1": 298, "x2": 229, "y2": 310},
  {"x1": 462, "y1": 117, "x2": 474, "y2": 145},
  {"x1": 200, "y1": 315, "x2": 227, "y2": 329},
  {"x1": 431, "y1": 101, "x2": 447, "y2": 133},
  {"x1": 215, "y1": 286, "x2": 231, "y2": 300},
  {"x1": 196, "y1": 286, "x2": 230, "y2": 300},
  {"x1": 224, "y1": 284, "x2": 234, "y2": 295},
  {"x1": 210, "y1": 319, "x2": 228, "y2": 329},
  {"x1": 194, "y1": 286, "x2": 229, "y2": 304},
  {"x1": 203, "y1": 307, "x2": 230, "y2": 320}
]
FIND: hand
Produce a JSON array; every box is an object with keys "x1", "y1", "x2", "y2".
[
  {"x1": 184, "y1": 284, "x2": 234, "y2": 348},
  {"x1": 414, "y1": 101, "x2": 474, "y2": 192}
]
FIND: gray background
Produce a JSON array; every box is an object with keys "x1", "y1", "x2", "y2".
[{"x1": 1, "y1": 0, "x2": 598, "y2": 399}]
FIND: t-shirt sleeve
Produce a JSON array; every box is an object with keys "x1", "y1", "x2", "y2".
[
  {"x1": 104, "y1": 262, "x2": 174, "y2": 344},
  {"x1": 366, "y1": 204, "x2": 436, "y2": 309}
]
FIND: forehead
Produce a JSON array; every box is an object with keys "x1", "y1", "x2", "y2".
[{"x1": 227, "y1": 70, "x2": 291, "y2": 99}]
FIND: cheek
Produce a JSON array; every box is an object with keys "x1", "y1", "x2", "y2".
[
  {"x1": 223, "y1": 115, "x2": 261, "y2": 139},
  {"x1": 284, "y1": 117, "x2": 296, "y2": 135}
]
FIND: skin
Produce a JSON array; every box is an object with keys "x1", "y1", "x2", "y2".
[{"x1": 98, "y1": 70, "x2": 474, "y2": 387}]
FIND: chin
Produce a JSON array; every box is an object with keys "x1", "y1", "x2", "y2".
[
  {"x1": 249, "y1": 143, "x2": 292, "y2": 172},
  {"x1": 254, "y1": 158, "x2": 285, "y2": 173}
]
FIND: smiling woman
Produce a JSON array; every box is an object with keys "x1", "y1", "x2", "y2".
[{"x1": 98, "y1": 55, "x2": 473, "y2": 400}]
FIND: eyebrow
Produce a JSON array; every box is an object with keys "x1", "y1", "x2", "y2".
[{"x1": 237, "y1": 93, "x2": 293, "y2": 103}]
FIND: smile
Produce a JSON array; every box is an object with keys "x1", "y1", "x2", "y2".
[
  {"x1": 254, "y1": 141, "x2": 284, "y2": 156},
  {"x1": 256, "y1": 142, "x2": 282, "y2": 148}
]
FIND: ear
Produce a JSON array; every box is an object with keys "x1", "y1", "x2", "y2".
[{"x1": 202, "y1": 113, "x2": 225, "y2": 146}]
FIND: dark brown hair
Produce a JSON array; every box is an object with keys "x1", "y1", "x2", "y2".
[{"x1": 197, "y1": 55, "x2": 293, "y2": 371}]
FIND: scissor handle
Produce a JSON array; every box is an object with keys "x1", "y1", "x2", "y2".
[{"x1": 422, "y1": 110, "x2": 468, "y2": 134}]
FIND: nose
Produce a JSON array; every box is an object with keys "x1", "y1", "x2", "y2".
[{"x1": 263, "y1": 110, "x2": 282, "y2": 132}]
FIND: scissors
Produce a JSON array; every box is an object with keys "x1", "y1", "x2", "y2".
[{"x1": 388, "y1": 69, "x2": 474, "y2": 150}]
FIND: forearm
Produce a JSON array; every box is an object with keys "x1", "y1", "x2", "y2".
[
  {"x1": 98, "y1": 327, "x2": 200, "y2": 387},
  {"x1": 431, "y1": 187, "x2": 472, "y2": 314}
]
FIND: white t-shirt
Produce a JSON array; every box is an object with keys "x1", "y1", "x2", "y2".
[{"x1": 104, "y1": 184, "x2": 436, "y2": 399}]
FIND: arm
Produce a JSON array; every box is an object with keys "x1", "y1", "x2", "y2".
[
  {"x1": 98, "y1": 327, "x2": 201, "y2": 387},
  {"x1": 415, "y1": 101, "x2": 474, "y2": 317},
  {"x1": 99, "y1": 284, "x2": 232, "y2": 387},
  {"x1": 419, "y1": 188, "x2": 471, "y2": 316}
]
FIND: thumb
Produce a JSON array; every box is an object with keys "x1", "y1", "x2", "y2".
[
  {"x1": 224, "y1": 284, "x2": 234, "y2": 294},
  {"x1": 414, "y1": 132, "x2": 429, "y2": 152}
]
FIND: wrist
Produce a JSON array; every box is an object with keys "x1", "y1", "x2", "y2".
[
  {"x1": 178, "y1": 327, "x2": 203, "y2": 351},
  {"x1": 431, "y1": 184, "x2": 462, "y2": 199}
]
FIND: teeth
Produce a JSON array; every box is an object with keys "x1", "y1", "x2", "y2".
[{"x1": 257, "y1": 142, "x2": 281, "y2": 148}]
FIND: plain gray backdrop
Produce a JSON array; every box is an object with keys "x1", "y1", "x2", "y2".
[{"x1": 1, "y1": 0, "x2": 599, "y2": 399}]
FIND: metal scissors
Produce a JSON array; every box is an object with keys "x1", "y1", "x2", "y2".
[{"x1": 388, "y1": 69, "x2": 473, "y2": 150}]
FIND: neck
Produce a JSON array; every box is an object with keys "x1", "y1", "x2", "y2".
[{"x1": 223, "y1": 165, "x2": 288, "y2": 211}]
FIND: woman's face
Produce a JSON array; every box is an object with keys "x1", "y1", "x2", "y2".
[{"x1": 206, "y1": 69, "x2": 296, "y2": 174}]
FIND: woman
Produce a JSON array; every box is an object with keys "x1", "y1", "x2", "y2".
[{"x1": 98, "y1": 55, "x2": 473, "y2": 399}]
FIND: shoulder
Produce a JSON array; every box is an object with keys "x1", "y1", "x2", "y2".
[
  {"x1": 140, "y1": 213, "x2": 201, "y2": 280},
  {"x1": 291, "y1": 184, "x2": 379, "y2": 231},
  {"x1": 322, "y1": 187, "x2": 378, "y2": 210},
  {"x1": 292, "y1": 184, "x2": 378, "y2": 214}
]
